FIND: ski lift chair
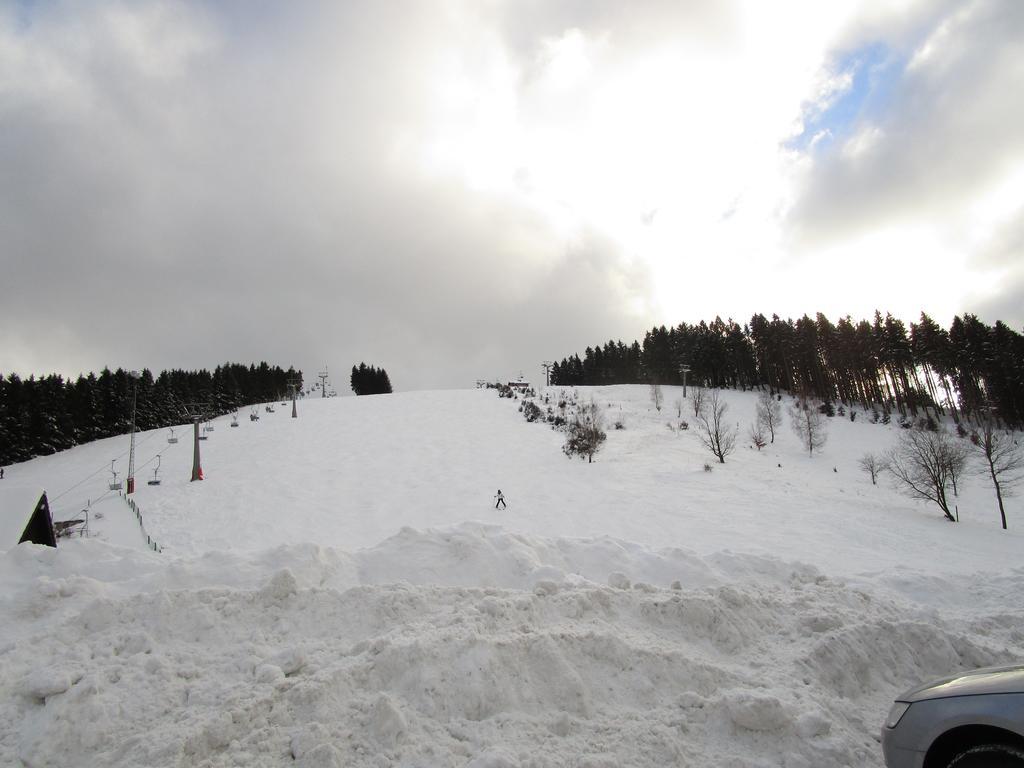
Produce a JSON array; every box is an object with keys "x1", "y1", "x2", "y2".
[
  {"x1": 108, "y1": 460, "x2": 123, "y2": 491},
  {"x1": 231, "y1": 414, "x2": 239, "y2": 427},
  {"x1": 167, "y1": 428, "x2": 179, "y2": 444},
  {"x1": 147, "y1": 456, "x2": 162, "y2": 486}
]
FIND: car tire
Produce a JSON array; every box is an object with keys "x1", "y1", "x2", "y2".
[{"x1": 947, "y1": 744, "x2": 1024, "y2": 768}]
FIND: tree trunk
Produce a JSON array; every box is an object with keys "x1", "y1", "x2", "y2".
[{"x1": 990, "y1": 465, "x2": 1008, "y2": 530}]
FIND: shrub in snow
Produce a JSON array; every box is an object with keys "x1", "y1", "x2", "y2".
[
  {"x1": 614, "y1": 418, "x2": 625, "y2": 430},
  {"x1": 522, "y1": 401, "x2": 542, "y2": 423},
  {"x1": 563, "y1": 398, "x2": 607, "y2": 463},
  {"x1": 748, "y1": 422, "x2": 767, "y2": 451},
  {"x1": 703, "y1": 463, "x2": 713, "y2": 472}
]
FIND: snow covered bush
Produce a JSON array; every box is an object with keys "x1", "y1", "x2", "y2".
[
  {"x1": 563, "y1": 398, "x2": 607, "y2": 463},
  {"x1": 522, "y1": 401, "x2": 542, "y2": 423}
]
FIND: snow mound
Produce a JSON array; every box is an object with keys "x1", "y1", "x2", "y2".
[{"x1": 2, "y1": 525, "x2": 1022, "y2": 767}]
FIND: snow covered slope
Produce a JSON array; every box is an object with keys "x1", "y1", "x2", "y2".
[{"x1": 1, "y1": 386, "x2": 1022, "y2": 767}]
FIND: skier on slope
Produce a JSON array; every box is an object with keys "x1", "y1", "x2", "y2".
[{"x1": 494, "y1": 489, "x2": 506, "y2": 510}]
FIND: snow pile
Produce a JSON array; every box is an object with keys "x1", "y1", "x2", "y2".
[{"x1": 2, "y1": 525, "x2": 1023, "y2": 767}]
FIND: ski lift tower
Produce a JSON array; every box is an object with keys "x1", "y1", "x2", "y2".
[
  {"x1": 288, "y1": 374, "x2": 302, "y2": 418},
  {"x1": 679, "y1": 364, "x2": 692, "y2": 398},
  {"x1": 541, "y1": 361, "x2": 553, "y2": 388},
  {"x1": 181, "y1": 402, "x2": 211, "y2": 481},
  {"x1": 126, "y1": 370, "x2": 142, "y2": 494},
  {"x1": 318, "y1": 366, "x2": 329, "y2": 399}
]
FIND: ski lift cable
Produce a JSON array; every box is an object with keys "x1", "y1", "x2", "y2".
[
  {"x1": 136, "y1": 424, "x2": 188, "y2": 471},
  {"x1": 49, "y1": 427, "x2": 168, "y2": 504},
  {"x1": 51, "y1": 486, "x2": 117, "y2": 522}
]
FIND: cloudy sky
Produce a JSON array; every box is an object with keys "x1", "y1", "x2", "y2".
[{"x1": 2, "y1": 0, "x2": 1022, "y2": 390}]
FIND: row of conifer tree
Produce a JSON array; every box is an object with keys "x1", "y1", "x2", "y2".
[
  {"x1": 0, "y1": 362, "x2": 302, "y2": 465},
  {"x1": 550, "y1": 311, "x2": 1024, "y2": 427}
]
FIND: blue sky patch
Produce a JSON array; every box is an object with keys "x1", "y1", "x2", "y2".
[{"x1": 788, "y1": 43, "x2": 904, "y2": 154}]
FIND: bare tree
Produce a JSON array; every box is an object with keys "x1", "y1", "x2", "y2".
[
  {"x1": 858, "y1": 453, "x2": 887, "y2": 485},
  {"x1": 749, "y1": 422, "x2": 767, "y2": 451},
  {"x1": 690, "y1": 387, "x2": 706, "y2": 419},
  {"x1": 674, "y1": 397, "x2": 684, "y2": 418},
  {"x1": 756, "y1": 390, "x2": 782, "y2": 444},
  {"x1": 946, "y1": 438, "x2": 970, "y2": 497},
  {"x1": 563, "y1": 397, "x2": 607, "y2": 464},
  {"x1": 695, "y1": 390, "x2": 737, "y2": 463},
  {"x1": 650, "y1": 382, "x2": 663, "y2": 412},
  {"x1": 887, "y1": 429, "x2": 958, "y2": 521},
  {"x1": 974, "y1": 420, "x2": 1024, "y2": 530},
  {"x1": 788, "y1": 399, "x2": 828, "y2": 456}
]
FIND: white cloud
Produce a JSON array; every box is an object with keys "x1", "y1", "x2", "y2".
[{"x1": 1, "y1": 0, "x2": 1021, "y2": 388}]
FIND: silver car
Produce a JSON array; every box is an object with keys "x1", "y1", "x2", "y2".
[{"x1": 882, "y1": 665, "x2": 1024, "y2": 767}]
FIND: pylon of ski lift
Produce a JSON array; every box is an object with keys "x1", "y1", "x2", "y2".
[
  {"x1": 181, "y1": 401, "x2": 210, "y2": 483},
  {"x1": 191, "y1": 419, "x2": 204, "y2": 481}
]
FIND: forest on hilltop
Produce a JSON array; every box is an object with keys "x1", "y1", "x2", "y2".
[
  {"x1": 551, "y1": 312, "x2": 1024, "y2": 427},
  {"x1": 0, "y1": 362, "x2": 301, "y2": 465}
]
